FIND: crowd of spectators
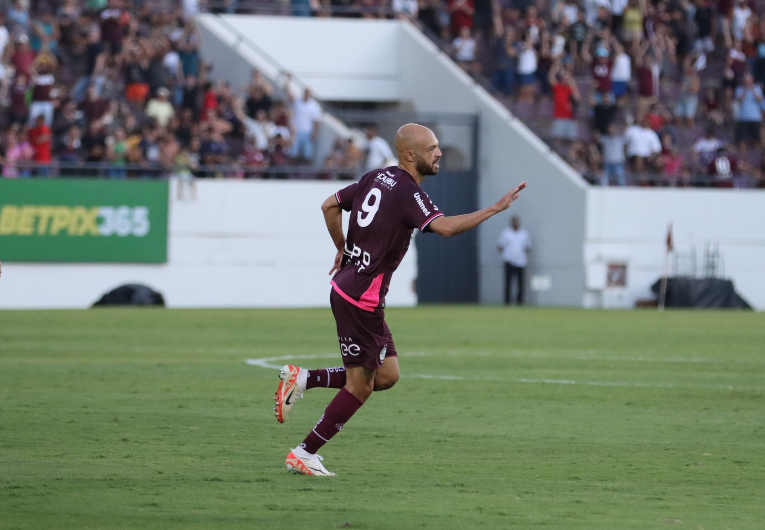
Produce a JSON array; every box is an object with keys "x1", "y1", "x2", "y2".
[
  {"x1": 2, "y1": 0, "x2": 764, "y2": 188},
  {"x1": 199, "y1": 0, "x2": 765, "y2": 187},
  {"x1": 0, "y1": 0, "x2": 359, "y2": 183},
  {"x1": 268, "y1": 0, "x2": 765, "y2": 187},
  {"x1": 412, "y1": 0, "x2": 765, "y2": 186}
]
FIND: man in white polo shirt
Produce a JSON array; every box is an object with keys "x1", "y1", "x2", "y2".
[
  {"x1": 284, "y1": 74, "x2": 322, "y2": 163},
  {"x1": 364, "y1": 125, "x2": 394, "y2": 172},
  {"x1": 624, "y1": 115, "x2": 662, "y2": 174},
  {"x1": 497, "y1": 216, "x2": 531, "y2": 305}
]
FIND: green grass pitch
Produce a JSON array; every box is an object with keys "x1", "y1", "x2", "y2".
[{"x1": 1, "y1": 306, "x2": 764, "y2": 529}]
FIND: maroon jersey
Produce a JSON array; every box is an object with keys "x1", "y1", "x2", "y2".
[
  {"x1": 32, "y1": 74, "x2": 55, "y2": 102},
  {"x1": 708, "y1": 154, "x2": 739, "y2": 188},
  {"x1": 591, "y1": 60, "x2": 613, "y2": 93},
  {"x1": 100, "y1": 8, "x2": 125, "y2": 44},
  {"x1": 331, "y1": 166, "x2": 444, "y2": 312}
]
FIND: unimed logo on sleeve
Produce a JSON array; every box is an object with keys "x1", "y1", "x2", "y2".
[{"x1": 0, "y1": 179, "x2": 168, "y2": 263}]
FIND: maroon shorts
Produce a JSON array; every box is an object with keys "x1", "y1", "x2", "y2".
[{"x1": 330, "y1": 288, "x2": 397, "y2": 370}]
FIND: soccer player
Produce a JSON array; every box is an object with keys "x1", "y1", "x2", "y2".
[{"x1": 274, "y1": 123, "x2": 526, "y2": 476}]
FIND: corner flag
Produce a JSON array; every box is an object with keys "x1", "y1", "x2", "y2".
[
  {"x1": 658, "y1": 223, "x2": 673, "y2": 311},
  {"x1": 666, "y1": 223, "x2": 673, "y2": 253}
]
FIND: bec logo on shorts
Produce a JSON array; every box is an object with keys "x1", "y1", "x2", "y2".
[{"x1": 339, "y1": 336, "x2": 360, "y2": 356}]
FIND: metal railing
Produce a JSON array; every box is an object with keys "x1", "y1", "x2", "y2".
[
  {"x1": 1, "y1": 160, "x2": 365, "y2": 180},
  {"x1": 3, "y1": 160, "x2": 762, "y2": 188},
  {"x1": 581, "y1": 172, "x2": 763, "y2": 189},
  {"x1": 202, "y1": 0, "x2": 400, "y2": 17}
]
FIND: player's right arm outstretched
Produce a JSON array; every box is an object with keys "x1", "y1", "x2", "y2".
[{"x1": 429, "y1": 181, "x2": 526, "y2": 238}]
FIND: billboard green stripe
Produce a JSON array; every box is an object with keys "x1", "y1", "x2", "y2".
[{"x1": 0, "y1": 179, "x2": 168, "y2": 263}]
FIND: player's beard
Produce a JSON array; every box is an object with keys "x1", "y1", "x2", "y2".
[{"x1": 415, "y1": 155, "x2": 440, "y2": 176}]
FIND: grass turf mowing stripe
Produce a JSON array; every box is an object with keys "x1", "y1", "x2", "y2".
[{"x1": 2, "y1": 307, "x2": 764, "y2": 529}]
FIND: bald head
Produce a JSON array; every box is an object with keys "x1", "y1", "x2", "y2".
[
  {"x1": 395, "y1": 123, "x2": 435, "y2": 153},
  {"x1": 395, "y1": 123, "x2": 441, "y2": 181}
]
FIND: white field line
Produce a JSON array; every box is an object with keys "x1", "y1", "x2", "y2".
[
  {"x1": 245, "y1": 354, "x2": 749, "y2": 391},
  {"x1": 0, "y1": 344, "x2": 754, "y2": 391},
  {"x1": 440, "y1": 349, "x2": 763, "y2": 365},
  {"x1": 246, "y1": 354, "x2": 338, "y2": 370},
  {"x1": 245, "y1": 351, "x2": 431, "y2": 370}
]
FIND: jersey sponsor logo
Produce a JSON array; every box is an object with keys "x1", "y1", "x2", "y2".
[
  {"x1": 593, "y1": 64, "x2": 610, "y2": 77},
  {"x1": 344, "y1": 242, "x2": 372, "y2": 273},
  {"x1": 374, "y1": 173, "x2": 397, "y2": 190},
  {"x1": 339, "y1": 336, "x2": 361, "y2": 357},
  {"x1": 413, "y1": 192, "x2": 431, "y2": 216},
  {"x1": 341, "y1": 344, "x2": 361, "y2": 356}
]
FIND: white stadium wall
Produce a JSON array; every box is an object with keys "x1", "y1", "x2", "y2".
[
  {"x1": 6, "y1": 16, "x2": 761, "y2": 310},
  {"x1": 0, "y1": 181, "x2": 417, "y2": 309},
  {"x1": 197, "y1": 14, "x2": 401, "y2": 102},
  {"x1": 584, "y1": 188, "x2": 765, "y2": 310}
]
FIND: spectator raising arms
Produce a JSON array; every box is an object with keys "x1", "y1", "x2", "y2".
[
  {"x1": 490, "y1": 19, "x2": 519, "y2": 98},
  {"x1": 448, "y1": 0, "x2": 475, "y2": 37},
  {"x1": 733, "y1": 73, "x2": 764, "y2": 155},
  {"x1": 548, "y1": 61, "x2": 581, "y2": 145},
  {"x1": 516, "y1": 33, "x2": 538, "y2": 103}
]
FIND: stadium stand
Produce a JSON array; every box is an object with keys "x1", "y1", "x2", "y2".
[
  {"x1": 410, "y1": 0, "x2": 765, "y2": 187},
  {"x1": 0, "y1": 0, "x2": 763, "y2": 187}
]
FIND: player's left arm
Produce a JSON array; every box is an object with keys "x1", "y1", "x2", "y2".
[
  {"x1": 321, "y1": 194, "x2": 345, "y2": 275},
  {"x1": 429, "y1": 181, "x2": 526, "y2": 238}
]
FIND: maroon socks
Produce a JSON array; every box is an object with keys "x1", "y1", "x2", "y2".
[
  {"x1": 306, "y1": 367, "x2": 346, "y2": 389},
  {"x1": 301, "y1": 387, "x2": 363, "y2": 454}
]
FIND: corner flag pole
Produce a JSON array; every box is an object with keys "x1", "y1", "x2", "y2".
[{"x1": 658, "y1": 223, "x2": 673, "y2": 311}]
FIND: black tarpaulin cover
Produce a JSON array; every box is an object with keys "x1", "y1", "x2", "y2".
[
  {"x1": 92, "y1": 284, "x2": 165, "y2": 307},
  {"x1": 651, "y1": 277, "x2": 752, "y2": 309}
]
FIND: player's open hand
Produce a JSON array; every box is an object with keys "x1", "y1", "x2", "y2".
[
  {"x1": 494, "y1": 181, "x2": 526, "y2": 212},
  {"x1": 329, "y1": 249, "x2": 343, "y2": 276}
]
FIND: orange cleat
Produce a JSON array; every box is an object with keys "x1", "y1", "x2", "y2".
[
  {"x1": 274, "y1": 365, "x2": 303, "y2": 423},
  {"x1": 285, "y1": 447, "x2": 336, "y2": 476}
]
